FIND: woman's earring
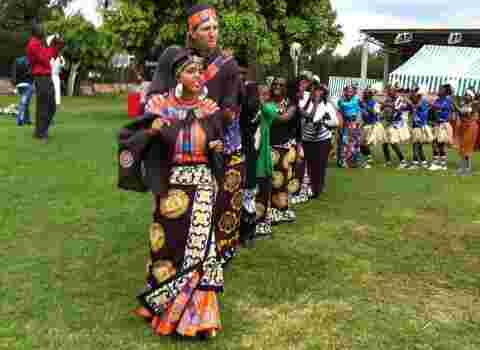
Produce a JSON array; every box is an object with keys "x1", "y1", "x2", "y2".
[
  {"x1": 200, "y1": 86, "x2": 208, "y2": 100},
  {"x1": 175, "y1": 83, "x2": 183, "y2": 98}
]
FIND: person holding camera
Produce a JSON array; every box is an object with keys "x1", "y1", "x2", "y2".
[
  {"x1": 297, "y1": 81, "x2": 339, "y2": 199},
  {"x1": 26, "y1": 21, "x2": 58, "y2": 142}
]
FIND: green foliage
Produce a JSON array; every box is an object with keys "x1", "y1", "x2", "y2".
[
  {"x1": 103, "y1": 0, "x2": 342, "y2": 67},
  {"x1": 102, "y1": 1, "x2": 156, "y2": 61},
  {"x1": 45, "y1": 13, "x2": 116, "y2": 71},
  {"x1": 305, "y1": 46, "x2": 403, "y2": 81},
  {"x1": 0, "y1": 0, "x2": 72, "y2": 31}
]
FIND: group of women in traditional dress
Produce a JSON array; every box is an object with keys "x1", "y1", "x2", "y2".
[
  {"x1": 250, "y1": 74, "x2": 340, "y2": 241},
  {"x1": 116, "y1": 3, "x2": 342, "y2": 340},
  {"x1": 335, "y1": 82, "x2": 479, "y2": 175},
  {"x1": 115, "y1": 4, "x2": 479, "y2": 342}
]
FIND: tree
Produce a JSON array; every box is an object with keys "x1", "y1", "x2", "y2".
[
  {"x1": 0, "y1": 0, "x2": 73, "y2": 78},
  {"x1": 259, "y1": 0, "x2": 342, "y2": 76},
  {"x1": 102, "y1": 1, "x2": 156, "y2": 62},
  {"x1": 45, "y1": 12, "x2": 117, "y2": 96},
  {"x1": 303, "y1": 45, "x2": 403, "y2": 82},
  {"x1": 0, "y1": 0, "x2": 72, "y2": 31},
  {"x1": 102, "y1": 0, "x2": 342, "y2": 74}
]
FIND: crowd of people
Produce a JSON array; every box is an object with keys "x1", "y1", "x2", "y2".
[
  {"x1": 115, "y1": 3, "x2": 480, "y2": 341},
  {"x1": 334, "y1": 82, "x2": 479, "y2": 175},
  {"x1": 10, "y1": 22, "x2": 64, "y2": 135},
  {"x1": 116, "y1": 3, "x2": 342, "y2": 340}
]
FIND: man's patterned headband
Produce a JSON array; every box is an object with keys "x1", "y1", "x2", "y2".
[{"x1": 188, "y1": 8, "x2": 217, "y2": 32}]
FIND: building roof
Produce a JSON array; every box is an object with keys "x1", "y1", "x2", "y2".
[{"x1": 361, "y1": 27, "x2": 480, "y2": 49}]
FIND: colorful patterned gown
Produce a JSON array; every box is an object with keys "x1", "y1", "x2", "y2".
[
  {"x1": 132, "y1": 94, "x2": 225, "y2": 337},
  {"x1": 270, "y1": 98, "x2": 297, "y2": 224}
]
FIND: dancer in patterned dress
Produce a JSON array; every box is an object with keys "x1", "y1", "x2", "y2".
[
  {"x1": 337, "y1": 86, "x2": 365, "y2": 168},
  {"x1": 359, "y1": 88, "x2": 385, "y2": 166},
  {"x1": 290, "y1": 77, "x2": 313, "y2": 205},
  {"x1": 406, "y1": 86, "x2": 433, "y2": 169},
  {"x1": 119, "y1": 51, "x2": 225, "y2": 339},
  {"x1": 429, "y1": 84, "x2": 454, "y2": 171},
  {"x1": 269, "y1": 77, "x2": 297, "y2": 224},
  {"x1": 147, "y1": 4, "x2": 243, "y2": 264},
  {"x1": 456, "y1": 89, "x2": 479, "y2": 175},
  {"x1": 255, "y1": 85, "x2": 278, "y2": 238},
  {"x1": 381, "y1": 86, "x2": 409, "y2": 168}
]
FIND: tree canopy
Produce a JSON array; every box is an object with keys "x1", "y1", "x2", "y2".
[
  {"x1": 0, "y1": 0, "x2": 72, "y2": 31},
  {"x1": 45, "y1": 11, "x2": 117, "y2": 95},
  {"x1": 102, "y1": 0, "x2": 343, "y2": 68}
]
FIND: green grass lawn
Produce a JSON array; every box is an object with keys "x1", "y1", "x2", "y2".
[{"x1": 1, "y1": 96, "x2": 479, "y2": 350}]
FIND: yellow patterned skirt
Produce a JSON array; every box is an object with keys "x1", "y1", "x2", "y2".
[{"x1": 137, "y1": 164, "x2": 223, "y2": 338}]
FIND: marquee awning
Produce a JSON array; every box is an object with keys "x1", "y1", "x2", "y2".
[{"x1": 389, "y1": 45, "x2": 480, "y2": 95}]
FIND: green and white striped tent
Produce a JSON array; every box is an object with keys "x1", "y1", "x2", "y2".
[
  {"x1": 390, "y1": 45, "x2": 480, "y2": 96},
  {"x1": 329, "y1": 76, "x2": 382, "y2": 97}
]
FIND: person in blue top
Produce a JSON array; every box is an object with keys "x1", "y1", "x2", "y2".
[
  {"x1": 406, "y1": 86, "x2": 433, "y2": 169},
  {"x1": 429, "y1": 84, "x2": 453, "y2": 171},
  {"x1": 359, "y1": 88, "x2": 385, "y2": 165},
  {"x1": 337, "y1": 86, "x2": 364, "y2": 168},
  {"x1": 11, "y1": 56, "x2": 34, "y2": 126},
  {"x1": 381, "y1": 86, "x2": 408, "y2": 168}
]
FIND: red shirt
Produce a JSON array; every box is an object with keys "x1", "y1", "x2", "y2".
[{"x1": 26, "y1": 37, "x2": 58, "y2": 76}]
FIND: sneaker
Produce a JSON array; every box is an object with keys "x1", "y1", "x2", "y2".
[
  {"x1": 363, "y1": 163, "x2": 372, "y2": 169},
  {"x1": 428, "y1": 163, "x2": 443, "y2": 171},
  {"x1": 421, "y1": 161, "x2": 429, "y2": 168},
  {"x1": 407, "y1": 163, "x2": 419, "y2": 170},
  {"x1": 398, "y1": 160, "x2": 409, "y2": 169}
]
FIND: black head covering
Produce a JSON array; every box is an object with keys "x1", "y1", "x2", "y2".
[
  {"x1": 32, "y1": 19, "x2": 44, "y2": 39},
  {"x1": 171, "y1": 50, "x2": 204, "y2": 76},
  {"x1": 146, "y1": 45, "x2": 183, "y2": 96}
]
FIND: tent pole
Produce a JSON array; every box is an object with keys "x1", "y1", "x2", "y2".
[
  {"x1": 383, "y1": 50, "x2": 390, "y2": 85},
  {"x1": 361, "y1": 39, "x2": 369, "y2": 80}
]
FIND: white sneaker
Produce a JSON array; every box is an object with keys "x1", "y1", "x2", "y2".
[
  {"x1": 408, "y1": 163, "x2": 419, "y2": 170},
  {"x1": 363, "y1": 164, "x2": 372, "y2": 169},
  {"x1": 398, "y1": 161, "x2": 409, "y2": 169},
  {"x1": 429, "y1": 163, "x2": 443, "y2": 171}
]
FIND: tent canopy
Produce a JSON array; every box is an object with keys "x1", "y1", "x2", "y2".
[{"x1": 389, "y1": 45, "x2": 480, "y2": 95}]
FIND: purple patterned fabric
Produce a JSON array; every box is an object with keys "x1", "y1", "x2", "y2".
[{"x1": 223, "y1": 118, "x2": 242, "y2": 155}]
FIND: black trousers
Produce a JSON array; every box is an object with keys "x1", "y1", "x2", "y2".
[
  {"x1": 382, "y1": 143, "x2": 404, "y2": 162},
  {"x1": 34, "y1": 76, "x2": 56, "y2": 138},
  {"x1": 361, "y1": 145, "x2": 371, "y2": 157},
  {"x1": 303, "y1": 139, "x2": 332, "y2": 197},
  {"x1": 412, "y1": 143, "x2": 426, "y2": 162},
  {"x1": 432, "y1": 141, "x2": 447, "y2": 157}
]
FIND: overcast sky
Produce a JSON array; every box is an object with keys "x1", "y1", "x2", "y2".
[
  {"x1": 68, "y1": 0, "x2": 480, "y2": 55},
  {"x1": 332, "y1": 0, "x2": 480, "y2": 54}
]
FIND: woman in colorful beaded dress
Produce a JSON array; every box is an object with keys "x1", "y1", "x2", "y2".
[
  {"x1": 119, "y1": 51, "x2": 225, "y2": 338},
  {"x1": 269, "y1": 77, "x2": 298, "y2": 224},
  {"x1": 456, "y1": 89, "x2": 479, "y2": 175}
]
